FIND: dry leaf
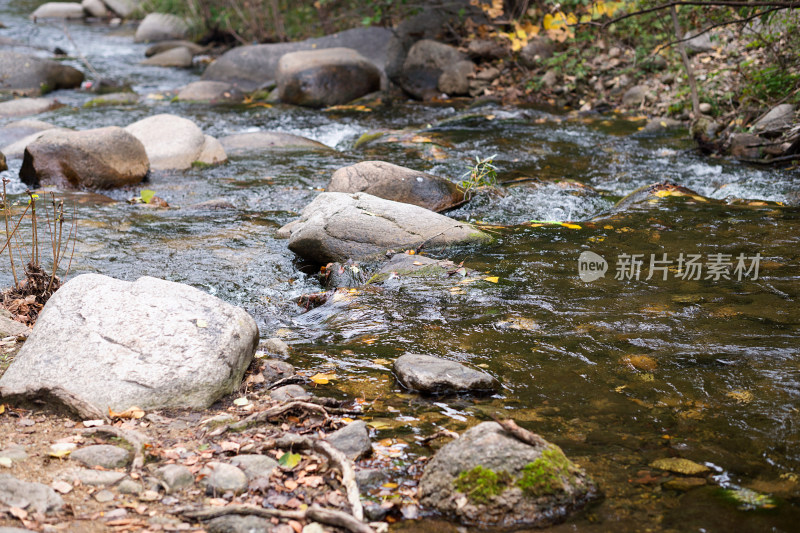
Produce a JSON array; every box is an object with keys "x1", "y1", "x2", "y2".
[
  {"x1": 484, "y1": 276, "x2": 499, "y2": 283},
  {"x1": 310, "y1": 372, "x2": 336, "y2": 385},
  {"x1": 108, "y1": 406, "x2": 145, "y2": 419},
  {"x1": 233, "y1": 397, "x2": 251, "y2": 407}
]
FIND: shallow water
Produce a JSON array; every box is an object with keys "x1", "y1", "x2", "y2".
[{"x1": 2, "y1": 2, "x2": 800, "y2": 531}]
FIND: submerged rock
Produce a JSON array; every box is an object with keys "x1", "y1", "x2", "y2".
[
  {"x1": 613, "y1": 181, "x2": 705, "y2": 212},
  {"x1": 0, "y1": 274, "x2": 259, "y2": 413},
  {"x1": 125, "y1": 114, "x2": 226, "y2": 170},
  {"x1": 219, "y1": 132, "x2": 331, "y2": 155},
  {"x1": 0, "y1": 51, "x2": 84, "y2": 94},
  {"x1": 19, "y1": 126, "x2": 149, "y2": 189},
  {"x1": 277, "y1": 47, "x2": 381, "y2": 108},
  {"x1": 649, "y1": 457, "x2": 710, "y2": 476},
  {"x1": 84, "y1": 92, "x2": 140, "y2": 107},
  {"x1": 203, "y1": 27, "x2": 391, "y2": 91},
  {"x1": 393, "y1": 353, "x2": 497, "y2": 394},
  {"x1": 419, "y1": 422, "x2": 598, "y2": 527},
  {"x1": 277, "y1": 192, "x2": 490, "y2": 264},
  {"x1": 327, "y1": 160, "x2": 465, "y2": 212}
]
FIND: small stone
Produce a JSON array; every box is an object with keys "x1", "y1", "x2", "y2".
[
  {"x1": 649, "y1": 457, "x2": 710, "y2": 475},
  {"x1": 302, "y1": 523, "x2": 325, "y2": 533},
  {"x1": 270, "y1": 384, "x2": 310, "y2": 402},
  {"x1": 229, "y1": 455, "x2": 278, "y2": 481},
  {"x1": 116, "y1": 479, "x2": 142, "y2": 495},
  {"x1": 199, "y1": 462, "x2": 248, "y2": 495},
  {"x1": 0, "y1": 447, "x2": 27, "y2": 463},
  {"x1": 325, "y1": 420, "x2": 372, "y2": 461},
  {"x1": 93, "y1": 489, "x2": 114, "y2": 503},
  {"x1": 664, "y1": 477, "x2": 707, "y2": 491},
  {"x1": 363, "y1": 502, "x2": 389, "y2": 521},
  {"x1": 261, "y1": 359, "x2": 294, "y2": 387},
  {"x1": 102, "y1": 509, "x2": 128, "y2": 521},
  {"x1": 262, "y1": 338, "x2": 289, "y2": 357},
  {"x1": 50, "y1": 481, "x2": 73, "y2": 494},
  {"x1": 355, "y1": 468, "x2": 386, "y2": 489},
  {"x1": 70, "y1": 445, "x2": 131, "y2": 469},
  {"x1": 139, "y1": 489, "x2": 161, "y2": 502},
  {"x1": 57, "y1": 468, "x2": 126, "y2": 486},
  {"x1": 0, "y1": 474, "x2": 63, "y2": 513},
  {"x1": 699, "y1": 102, "x2": 712, "y2": 114},
  {"x1": 156, "y1": 464, "x2": 194, "y2": 493}
]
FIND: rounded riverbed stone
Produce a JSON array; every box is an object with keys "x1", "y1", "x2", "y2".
[
  {"x1": 156, "y1": 464, "x2": 194, "y2": 492},
  {"x1": 393, "y1": 353, "x2": 498, "y2": 394},
  {"x1": 70, "y1": 445, "x2": 131, "y2": 469},
  {"x1": 199, "y1": 462, "x2": 248, "y2": 495}
]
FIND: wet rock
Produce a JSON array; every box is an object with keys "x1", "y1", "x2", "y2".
[
  {"x1": 0, "y1": 120, "x2": 62, "y2": 157},
  {"x1": 261, "y1": 359, "x2": 293, "y2": 386},
  {"x1": 363, "y1": 502, "x2": 389, "y2": 521},
  {"x1": 82, "y1": 0, "x2": 108, "y2": 18},
  {"x1": 419, "y1": 422, "x2": 598, "y2": 527},
  {"x1": 322, "y1": 260, "x2": 366, "y2": 289},
  {"x1": 641, "y1": 117, "x2": 684, "y2": 133},
  {"x1": 270, "y1": 385, "x2": 310, "y2": 402},
  {"x1": 187, "y1": 198, "x2": 236, "y2": 210},
  {"x1": 0, "y1": 52, "x2": 84, "y2": 94},
  {"x1": 729, "y1": 133, "x2": 763, "y2": 159},
  {"x1": 393, "y1": 353, "x2": 497, "y2": 394},
  {"x1": 206, "y1": 515, "x2": 273, "y2": 533},
  {"x1": 663, "y1": 477, "x2": 707, "y2": 491},
  {"x1": 84, "y1": 92, "x2": 139, "y2": 107},
  {"x1": 277, "y1": 48, "x2": 381, "y2": 108},
  {"x1": 134, "y1": 13, "x2": 189, "y2": 43},
  {"x1": 649, "y1": 457, "x2": 710, "y2": 475},
  {"x1": 262, "y1": 338, "x2": 289, "y2": 358},
  {"x1": 70, "y1": 445, "x2": 131, "y2": 469},
  {"x1": 199, "y1": 462, "x2": 248, "y2": 495},
  {"x1": 197, "y1": 135, "x2": 227, "y2": 166},
  {"x1": 0, "y1": 151, "x2": 5, "y2": 171},
  {"x1": 125, "y1": 114, "x2": 227, "y2": 170},
  {"x1": 326, "y1": 420, "x2": 372, "y2": 460},
  {"x1": 0, "y1": 273, "x2": 259, "y2": 413},
  {"x1": 622, "y1": 85, "x2": 647, "y2": 107},
  {"x1": 613, "y1": 181, "x2": 703, "y2": 212},
  {"x1": 19, "y1": 126, "x2": 149, "y2": 189},
  {"x1": 0, "y1": 474, "x2": 63, "y2": 513},
  {"x1": 752, "y1": 103, "x2": 795, "y2": 134},
  {"x1": 57, "y1": 468, "x2": 126, "y2": 486},
  {"x1": 203, "y1": 27, "x2": 391, "y2": 92},
  {"x1": 355, "y1": 468, "x2": 386, "y2": 489},
  {"x1": 219, "y1": 132, "x2": 330, "y2": 156},
  {"x1": 0, "y1": 97, "x2": 59, "y2": 118},
  {"x1": 400, "y1": 40, "x2": 467, "y2": 99},
  {"x1": 0, "y1": 316, "x2": 28, "y2": 338},
  {"x1": 277, "y1": 192, "x2": 490, "y2": 264},
  {"x1": 31, "y1": 2, "x2": 85, "y2": 19},
  {"x1": 327, "y1": 160, "x2": 465, "y2": 213},
  {"x1": 176, "y1": 81, "x2": 244, "y2": 103},
  {"x1": 229, "y1": 455, "x2": 278, "y2": 481},
  {"x1": 145, "y1": 40, "x2": 206, "y2": 57},
  {"x1": 156, "y1": 464, "x2": 194, "y2": 492},
  {"x1": 467, "y1": 39, "x2": 508, "y2": 61},
  {"x1": 141, "y1": 47, "x2": 193, "y2": 68},
  {"x1": 103, "y1": 0, "x2": 140, "y2": 18},
  {"x1": 519, "y1": 37, "x2": 555, "y2": 68},
  {"x1": 438, "y1": 60, "x2": 476, "y2": 96}
]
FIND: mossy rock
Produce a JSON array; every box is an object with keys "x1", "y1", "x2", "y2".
[{"x1": 419, "y1": 421, "x2": 598, "y2": 528}]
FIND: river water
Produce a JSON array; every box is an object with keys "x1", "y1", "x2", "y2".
[{"x1": 2, "y1": 1, "x2": 800, "y2": 531}]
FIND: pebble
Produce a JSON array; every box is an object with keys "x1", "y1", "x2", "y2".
[{"x1": 94, "y1": 489, "x2": 115, "y2": 503}]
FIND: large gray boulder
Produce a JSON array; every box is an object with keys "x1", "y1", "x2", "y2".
[
  {"x1": 399, "y1": 40, "x2": 469, "y2": 100},
  {"x1": 0, "y1": 474, "x2": 63, "y2": 514},
  {"x1": 419, "y1": 422, "x2": 598, "y2": 527},
  {"x1": 0, "y1": 52, "x2": 84, "y2": 94},
  {"x1": 0, "y1": 274, "x2": 259, "y2": 413},
  {"x1": 219, "y1": 131, "x2": 330, "y2": 155},
  {"x1": 328, "y1": 160, "x2": 465, "y2": 212},
  {"x1": 393, "y1": 353, "x2": 497, "y2": 394},
  {"x1": 202, "y1": 27, "x2": 391, "y2": 91},
  {"x1": 752, "y1": 103, "x2": 795, "y2": 134},
  {"x1": 124, "y1": 114, "x2": 226, "y2": 170},
  {"x1": 0, "y1": 97, "x2": 59, "y2": 118},
  {"x1": 19, "y1": 126, "x2": 149, "y2": 189},
  {"x1": 277, "y1": 48, "x2": 381, "y2": 108},
  {"x1": 134, "y1": 13, "x2": 189, "y2": 43},
  {"x1": 31, "y1": 2, "x2": 85, "y2": 19},
  {"x1": 277, "y1": 192, "x2": 490, "y2": 264}
]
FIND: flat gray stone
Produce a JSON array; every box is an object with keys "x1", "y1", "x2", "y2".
[
  {"x1": 199, "y1": 462, "x2": 248, "y2": 495},
  {"x1": 269, "y1": 384, "x2": 309, "y2": 402},
  {"x1": 262, "y1": 338, "x2": 289, "y2": 358},
  {"x1": 393, "y1": 353, "x2": 497, "y2": 394},
  {"x1": 56, "y1": 468, "x2": 126, "y2": 486},
  {"x1": 70, "y1": 445, "x2": 131, "y2": 469},
  {"x1": 206, "y1": 515, "x2": 273, "y2": 533},
  {"x1": 116, "y1": 478, "x2": 142, "y2": 495},
  {"x1": 0, "y1": 474, "x2": 63, "y2": 513},
  {"x1": 156, "y1": 464, "x2": 194, "y2": 493},
  {"x1": 0, "y1": 316, "x2": 29, "y2": 338},
  {"x1": 0, "y1": 98, "x2": 58, "y2": 118},
  {"x1": 0, "y1": 52, "x2": 83, "y2": 94},
  {"x1": 229, "y1": 455, "x2": 278, "y2": 481},
  {"x1": 219, "y1": 132, "x2": 330, "y2": 156},
  {"x1": 326, "y1": 420, "x2": 371, "y2": 460},
  {"x1": 0, "y1": 274, "x2": 258, "y2": 413},
  {"x1": 94, "y1": 489, "x2": 115, "y2": 502},
  {"x1": 753, "y1": 104, "x2": 795, "y2": 133}
]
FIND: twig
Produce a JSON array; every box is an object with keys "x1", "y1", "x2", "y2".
[
  {"x1": 417, "y1": 429, "x2": 459, "y2": 445},
  {"x1": 491, "y1": 416, "x2": 549, "y2": 448},
  {"x1": 2, "y1": 179, "x2": 18, "y2": 286},
  {"x1": 670, "y1": 5, "x2": 700, "y2": 116},
  {"x1": 218, "y1": 401, "x2": 329, "y2": 434},
  {"x1": 602, "y1": 1, "x2": 800, "y2": 29},
  {"x1": 180, "y1": 504, "x2": 374, "y2": 533},
  {"x1": 79, "y1": 425, "x2": 149, "y2": 470},
  {"x1": 59, "y1": 22, "x2": 100, "y2": 80}
]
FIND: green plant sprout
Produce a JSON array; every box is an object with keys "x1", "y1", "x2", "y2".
[{"x1": 460, "y1": 154, "x2": 499, "y2": 200}]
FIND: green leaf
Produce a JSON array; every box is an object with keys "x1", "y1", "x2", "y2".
[
  {"x1": 140, "y1": 190, "x2": 156, "y2": 204},
  {"x1": 279, "y1": 451, "x2": 302, "y2": 469}
]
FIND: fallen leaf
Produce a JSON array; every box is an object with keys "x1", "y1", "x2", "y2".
[
  {"x1": 48, "y1": 449, "x2": 72, "y2": 459},
  {"x1": 484, "y1": 276, "x2": 499, "y2": 283},
  {"x1": 284, "y1": 479, "x2": 299, "y2": 491},
  {"x1": 372, "y1": 359, "x2": 391, "y2": 366},
  {"x1": 310, "y1": 372, "x2": 336, "y2": 385},
  {"x1": 108, "y1": 406, "x2": 145, "y2": 419},
  {"x1": 0, "y1": 457, "x2": 12, "y2": 468},
  {"x1": 233, "y1": 397, "x2": 251, "y2": 407},
  {"x1": 279, "y1": 451, "x2": 302, "y2": 469},
  {"x1": 288, "y1": 520, "x2": 303, "y2": 533},
  {"x1": 9, "y1": 507, "x2": 27, "y2": 520},
  {"x1": 220, "y1": 441, "x2": 240, "y2": 453}
]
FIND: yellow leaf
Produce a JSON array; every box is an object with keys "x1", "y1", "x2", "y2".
[
  {"x1": 381, "y1": 482, "x2": 399, "y2": 489},
  {"x1": 48, "y1": 449, "x2": 72, "y2": 459},
  {"x1": 341, "y1": 417, "x2": 354, "y2": 423},
  {"x1": 561, "y1": 223, "x2": 582, "y2": 229},
  {"x1": 108, "y1": 406, "x2": 145, "y2": 419},
  {"x1": 0, "y1": 404, "x2": 4, "y2": 415},
  {"x1": 311, "y1": 372, "x2": 336, "y2": 385},
  {"x1": 372, "y1": 358, "x2": 391, "y2": 365},
  {"x1": 484, "y1": 276, "x2": 499, "y2": 283},
  {"x1": 233, "y1": 397, "x2": 251, "y2": 406}
]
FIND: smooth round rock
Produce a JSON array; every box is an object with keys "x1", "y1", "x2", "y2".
[
  {"x1": 70, "y1": 445, "x2": 131, "y2": 469},
  {"x1": 199, "y1": 462, "x2": 248, "y2": 495},
  {"x1": 393, "y1": 353, "x2": 497, "y2": 394}
]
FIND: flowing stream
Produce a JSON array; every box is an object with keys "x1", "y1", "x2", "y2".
[{"x1": 2, "y1": 2, "x2": 800, "y2": 531}]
